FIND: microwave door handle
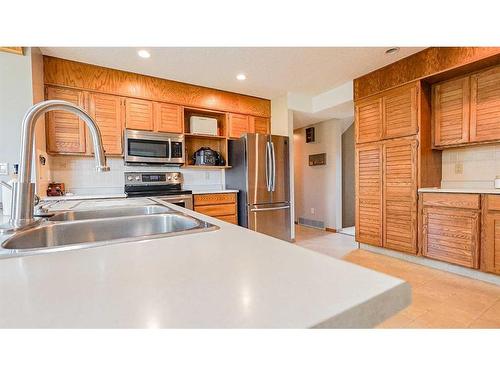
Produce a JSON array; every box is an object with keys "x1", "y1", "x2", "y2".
[{"x1": 168, "y1": 138, "x2": 172, "y2": 160}]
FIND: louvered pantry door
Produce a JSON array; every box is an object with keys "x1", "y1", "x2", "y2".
[
  {"x1": 355, "y1": 97, "x2": 383, "y2": 143},
  {"x1": 383, "y1": 138, "x2": 418, "y2": 253},
  {"x1": 382, "y1": 83, "x2": 418, "y2": 139},
  {"x1": 355, "y1": 143, "x2": 383, "y2": 246}
]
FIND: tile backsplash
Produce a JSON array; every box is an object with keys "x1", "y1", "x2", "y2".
[
  {"x1": 441, "y1": 144, "x2": 500, "y2": 189},
  {"x1": 49, "y1": 156, "x2": 225, "y2": 195}
]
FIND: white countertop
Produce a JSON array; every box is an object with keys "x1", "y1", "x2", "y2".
[
  {"x1": 191, "y1": 189, "x2": 239, "y2": 194},
  {"x1": 418, "y1": 187, "x2": 500, "y2": 194},
  {"x1": 42, "y1": 193, "x2": 127, "y2": 201},
  {"x1": 0, "y1": 199, "x2": 410, "y2": 328}
]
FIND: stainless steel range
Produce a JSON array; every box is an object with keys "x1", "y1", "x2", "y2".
[{"x1": 124, "y1": 172, "x2": 193, "y2": 210}]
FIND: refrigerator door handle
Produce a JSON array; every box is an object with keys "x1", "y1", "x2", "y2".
[
  {"x1": 250, "y1": 205, "x2": 290, "y2": 212},
  {"x1": 270, "y1": 141, "x2": 276, "y2": 191},
  {"x1": 265, "y1": 141, "x2": 271, "y2": 191}
]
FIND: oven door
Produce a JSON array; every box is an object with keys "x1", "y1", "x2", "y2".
[{"x1": 158, "y1": 194, "x2": 193, "y2": 210}]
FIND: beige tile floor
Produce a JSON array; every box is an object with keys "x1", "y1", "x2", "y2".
[{"x1": 295, "y1": 225, "x2": 500, "y2": 328}]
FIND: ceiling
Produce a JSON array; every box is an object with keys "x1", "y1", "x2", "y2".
[{"x1": 40, "y1": 47, "x2": 425, "y2": 99}]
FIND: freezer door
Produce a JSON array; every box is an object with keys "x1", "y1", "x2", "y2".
[
  {"x1": 269, "y1": 135, "x2": 290, "y2": 204},
  {"x1": 247, "y1": 133, "x2": 273, "y2": 205},
  {"x1": 247, "y1": 203, "x2": 291, "y2": 242}
]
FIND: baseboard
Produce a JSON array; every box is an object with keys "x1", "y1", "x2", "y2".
[
  {"x1": 325, "y1": 227, "x2": 337, "y2": 233},
  {"x1": 359, "y1": 243, "x2": 500, "y2": 286}
]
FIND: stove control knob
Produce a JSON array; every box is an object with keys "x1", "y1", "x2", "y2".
[
  {"x1": 167, "y1": 175, "x2": 172, "y2": 180},
  {"x1": 127, "y1": 176, "x2": 133, "y2": 181},
  {"x1": 173, "y1": 175, "x2": 179, "y2": 180},
  {"x1": 135, "y1": 176, "x2": 141, "y2": 181}
]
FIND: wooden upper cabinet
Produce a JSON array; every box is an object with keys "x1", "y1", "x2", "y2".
[
  {"x1": 355, "y1": 97, "x2": 383, "y2": 143},
  {"x1": 88, "y1": 93, "x2": 123, "y2": 156},
  {"x1": 382, "y1": 83, "x2": 418, "y2": 139},
  {"x1": 355, "y1": 143, "x2": 383, "y2": 246},
  {"x1": 470, "y1": 65, "x2": 500, "y2": 143},
  {"x1": 432, "y1": 76, "x2": 470, "y2": 147},
  {"x1": 228, "y1": 113, "x2": 250, "y2": 138},
  {"x1": 383, "y1": 138, "x2": 418, "y2": 253},
  {"x1": 124, "y1": 98, "x2": 153, "y2": 131},
  {"x1": 250, "y1": 116, "x2": 270, "y2": 134},
  {"x1": 154, "y1": 102, "x2": 183, "y2": 133},
  {"x1": 45, "y1": 86, "x2": 87, "y2": 154}
]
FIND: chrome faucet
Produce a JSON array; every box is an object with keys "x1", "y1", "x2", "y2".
[{"x1": 4, "y1": 100, "x2": 109, "y2": 232}]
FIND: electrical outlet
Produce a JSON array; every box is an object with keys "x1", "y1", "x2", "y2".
[
  {"x1": 455, "y1": 162, "x2": 463, "y2": 175},
  {"x1": 310, "y1": 207, "x2": 315, "y2": 215},
  {"x1": 0, "y1": 163, "x2": 8, "y2": 175}
]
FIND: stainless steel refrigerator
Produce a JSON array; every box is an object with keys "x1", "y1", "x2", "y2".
[{"x1": 226, "y1": 133, "x2": 291, "y2": 241}]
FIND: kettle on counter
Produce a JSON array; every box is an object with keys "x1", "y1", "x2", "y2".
[{"x1": 192, "y1": 147, "x2": 225, "y2": 166}]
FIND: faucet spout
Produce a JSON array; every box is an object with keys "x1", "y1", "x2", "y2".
[{"x1": 10, "y1": 100, "x2": 110, "y2": 228}]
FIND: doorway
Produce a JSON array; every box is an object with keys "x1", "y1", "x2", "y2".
[{"x1": 340, "y1": 122, "x2": 355, "y2": 236}]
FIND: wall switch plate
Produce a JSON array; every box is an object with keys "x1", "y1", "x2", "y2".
[
  {"x1": 0, "y1": 163, "x2": 8, "y2": 175},
  {"x1": 455, "y1": 162, "x2": 463, "y2": 175},
  {"x1": 310, "y1": 207, "x2": 315, "y2": 215}
]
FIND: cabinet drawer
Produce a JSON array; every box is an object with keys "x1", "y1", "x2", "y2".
[
  {"x1": 194, "y1": 203, "x2": 236, "y2": 216},
  {"x1": 215, "y1": 214, "x2": 238, "y2": 224},
  {"x1": 486, "y1": 194, "x2": 500, "y2": 211},
  {"x1": 194, "y1": 193, "x2": 236, "y2": 206},
  {"x1": 422, "y1": 193, "x2": 480, "y2": 209}
]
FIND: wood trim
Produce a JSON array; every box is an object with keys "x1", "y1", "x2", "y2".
[
  {"x1": 354, "y1": 47, "x2": 500, "y2": 100},
  {"x1": 43, "y1": 56, "x2": 270, "y2": 117},
  {"x1": 0, "y1": 47, "x2": 23, "y2": 55},
  {"x1": 325, "y1": 227, "x2": 337, "y2": 233}
]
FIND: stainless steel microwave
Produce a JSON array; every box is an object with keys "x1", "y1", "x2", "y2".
[{"x1": 124, "y1": 129, "x2": 184, "y2": 165}]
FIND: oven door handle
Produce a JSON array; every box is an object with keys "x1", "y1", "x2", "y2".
[{"x1": 168, "y1": 138, "x2": 172, "y2": 160}]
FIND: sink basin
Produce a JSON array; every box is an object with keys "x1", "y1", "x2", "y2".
[
  {"x1": 48, "y1": 205, "x2": 171, "y2": 221},
  {"x1": 2, "y1": 213, "x2": 218, "y2": 253}
]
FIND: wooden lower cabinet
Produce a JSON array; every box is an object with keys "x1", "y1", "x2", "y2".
[
  {"x1": 193, "y1": 193, "x2": 238, "y2": 224},
  {"x1": 421, "y1": 193, "x2": 480, "y2": 269},
  {"x1": 481, "y1": 195, "x2": 500, "y2": 274}
]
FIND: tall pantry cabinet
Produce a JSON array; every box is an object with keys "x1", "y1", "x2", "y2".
[{"x1": 355, "y1": 81, "x2": 440, "y2": 254}]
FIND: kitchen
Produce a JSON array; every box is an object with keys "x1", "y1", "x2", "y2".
[{"x1": 1, "y1": 5, "x2": 500, "y2": 371}]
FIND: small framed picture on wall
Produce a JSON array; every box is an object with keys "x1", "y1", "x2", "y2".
[{"x1": 305, "y1": 127, "x2": 315, "y2": 143}]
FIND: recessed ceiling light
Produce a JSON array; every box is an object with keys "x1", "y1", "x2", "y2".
[
  {"x1": 236, "y1": 73, "x2": 246, "y2": 81},
  {"x1": 385, "y1": 47, "x2": 400, "y2": 55},
  {"x1": 137, "y1": 49, "x2": 151, "y2": 58}
]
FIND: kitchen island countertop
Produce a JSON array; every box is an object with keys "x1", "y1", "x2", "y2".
[{"x1": 0, "y1": 199, "x2": 410, "y2": 328}]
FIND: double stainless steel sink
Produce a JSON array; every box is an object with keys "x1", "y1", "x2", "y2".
[{"x1": 0, "y1": 203, "x2": 218, "y2": 258}]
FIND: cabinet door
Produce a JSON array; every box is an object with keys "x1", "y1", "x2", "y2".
[
  {"x1": 470, "y1": 65, "x2": 500, "y2": 142},
  {"x1": 355, "y1": 97, "x2": 383, "y2": 143},
  {"x1": 249, "y1": 116, "x2": 270, "y2": 134},
  {"x1": 382, "y1": 83, "x2": 418, "y2": 139},
  {"x1": 228, "y1": 113, "x2": 249, "y2": 138},
  {"x1": 45, "y1": 86, "x2": 87, "y2": 154},
  {"x1": 422, "y1": 206, "x2": 480, "y2": 268},
  {"x1": 432, "y1": 76, "x2": 470, "y2": 147},
  {"x1": 482, "y1": 211, "x2": 500, "y2": 275},
  {"x1": 88, "y1": 93, "x2": 123, "y2": 155},
  {"x1": 124, "y1": 98, "x2": 153, "y2": 131},
  {"x1": 154, "y1": 102, "x2": 183, "y2": 133},
  {"x1": 355, "y1": 143, "x2": 383, "y2": 246},
  {"x1": 383, "y1": 138, "x2": 418, "y2": 253}
]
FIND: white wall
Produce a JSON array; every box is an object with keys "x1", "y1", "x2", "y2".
[
  {"x1": 271, "y1": 95, "x2": 295, "y2": 239},
  {"x1": 0, "y1": 49, "x2": 35, "y2": 204},
  {"x1": 294, "y1": 118, "x2": 353, "y2": 230}
]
